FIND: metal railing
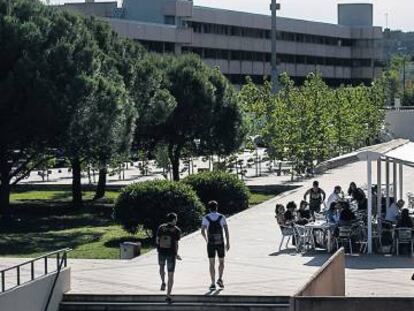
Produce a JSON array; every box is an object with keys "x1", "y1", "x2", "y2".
[
  {"x1": 0, "y1": 248, "x2": 71, "y2": 293},
  {"x1": 385, "y1": 106, "x2": 414, "y2": 111}
]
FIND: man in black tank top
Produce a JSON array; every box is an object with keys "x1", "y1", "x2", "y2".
[
  {"x1": 304, "y1": 180, "x2": 326, "y2": 219},
  {"x1": 201, "y1": 200, "x2": 230, "y2": 290}
]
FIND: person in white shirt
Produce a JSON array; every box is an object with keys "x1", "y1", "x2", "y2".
[
  {"x1": 326, "y1": 186, "x2": 343, "y2": 211},
  {"x1": 201, "y1": 200, "x2": 230, "y2": 291},
  {"x1": 385, "y1": 199, "x2": 405, "y2": 223}
]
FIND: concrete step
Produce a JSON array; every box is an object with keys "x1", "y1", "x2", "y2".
[
  {"x1": 60, "y1": 295, "x2": 291, "y2": 311},
  {"x1": 62, "y1": 294, "x2": 290, "y2": 304},
  {"x1": 59, "y1": 301, "x2": 290, "y2": 311}
]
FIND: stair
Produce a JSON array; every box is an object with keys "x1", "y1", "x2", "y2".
[{"x1": 60, "y1": 294, "x2": 291, "y2": 311}]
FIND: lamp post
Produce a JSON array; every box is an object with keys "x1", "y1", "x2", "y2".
[
  {"x1": 192, "y1": 138, "x2": 201, "y2": 174},
  {"x1": 270, "y1": 0, "x2": 281, "y2": 94}
]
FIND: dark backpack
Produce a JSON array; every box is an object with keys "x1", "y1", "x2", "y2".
[{"x1": 207, "y1": 215, "x2": 224, "y2": 245}]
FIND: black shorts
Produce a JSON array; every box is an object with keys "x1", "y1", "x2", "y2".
[
  {"x1": 207, "y1": 243, "x2": 225, "y2": 258},
  {"x1": 158, "y1": 254, "x2": 176, "y2": 272}
]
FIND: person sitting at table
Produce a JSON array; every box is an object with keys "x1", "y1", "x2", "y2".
[
  {"x1": 275, "y1": 204, "x2": 285, "y2": 225},
  {"x1": 348, "y1": 182, "x2": 367, "y2": 211},
  {"x1": 296, "y1": 201, "x2": 312, "y2": 225},
  {"x1": 327, "y1": 202, "x2": 340, "y2": 225},
  {"x1": 338, "y1": 201, "x2": 356, "y2": 226},
  {"x1": 385, "y1": 199, "x2": 405, "y2": 224},
  {"x1": 326, "y1": 186, "x2": 343, "y2": 212},
  {"x1": 396, "y1": 208, "x2": 413, "y2": 229},
  {"x1": 284, "y1": 201, "x2": 297, "y2": 226}
]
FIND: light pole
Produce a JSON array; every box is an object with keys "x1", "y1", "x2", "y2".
[{"x1": 270, "y1": 0, "x2": 281, "y2": 94}]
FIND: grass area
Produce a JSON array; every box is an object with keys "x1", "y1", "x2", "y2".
[
  {"x1": 1, "y1": 189, "x2": 276, "y2": 259},
  {"x1": 11, "y1": 190, "x2": 119, "y2": 204},
  {"x1": 0, "y1": 203, "x2": 152, "y2": 259},
  {"x1": 249, "y1": 192, "x2": 276, "y2": 205}
]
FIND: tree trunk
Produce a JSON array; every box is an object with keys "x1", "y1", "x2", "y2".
[
  {"x1": 0, "y1": 159, "x2": 11, "y2": 218},
  {"x1": 94, "y1": 167, "x2": 107, "y2": 199},
  {"x1": 71, "y1": 157, "x2": 83, "y2": 208},
  {"x1": 0, "y1": 176, "x2": 11, "y2": 219},
  {"x1": 168, "y1": 144, "x2": 181, "y2": 181}
]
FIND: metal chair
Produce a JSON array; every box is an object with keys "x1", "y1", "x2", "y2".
[
  {"x1": 358, "y1": 225, "x2": 382, "y2": 254},
  {"x1": 278, "y1": 225, "x2": 294, "y2": 251},
  {"x1": 395, "y1": 228, "x2": 414, "y2": 256},
  {"x1": 336, "y1": 226, "x2": 353, "y2": 254},
  {"x1": 293, "y1": 225, "x2": 315, "y2": 254}
]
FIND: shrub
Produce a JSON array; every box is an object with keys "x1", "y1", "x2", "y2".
[
  {"x1": 182, "y1": 171, "x2": 250, "y2": 216},
  {"x1": 114, "y1": 180, "x2": 205, "y2": 237}
]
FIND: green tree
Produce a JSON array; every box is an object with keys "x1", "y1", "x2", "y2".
[
  {"x1": 159, "y1": 54, "x2": 245, "y2": 181},
  {"x1": 0, "y1": 0, "x2": 59, "y2": 215}
]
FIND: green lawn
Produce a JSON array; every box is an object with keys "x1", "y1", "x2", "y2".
[
  {"x1": 249, "y1": 192, "x2": 276, "y2": 205},
  {"x1": 11, "y1": 190, "x2": 119, "y2": 204},
  {"x1": 2, "y1": 189, "x2": 276, "y2": 259}
]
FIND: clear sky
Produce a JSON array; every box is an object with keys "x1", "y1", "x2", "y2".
[{"x1": 50, "y1": 0, "x2": 414, "y2": 31}]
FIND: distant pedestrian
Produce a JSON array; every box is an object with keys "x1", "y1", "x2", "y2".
[
  {"x1": 201, "y1": 200, "x2": 230, "y2": 290},
  {"x1": 156, "y1": 213, "x2": 182, "y2": 303},
  {"x1": 304, "y1": 181, "x2": 326, "y2": 219}
]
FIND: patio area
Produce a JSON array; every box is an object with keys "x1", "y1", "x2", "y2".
[{"x1": 1, "y1": 159, "x2": 414, "y2": 297}]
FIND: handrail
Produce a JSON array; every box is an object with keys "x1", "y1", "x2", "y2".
[
  {"x1": 385, "y1": 106, "x2": 414, "y2": 111},
  {"x1": 0, "y1": 248, "x2": 71, "y2": 293}
]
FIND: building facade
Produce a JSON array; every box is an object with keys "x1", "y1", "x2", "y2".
[{"x1": 58, "y1": 0, "x2": 384, "y2": 86}]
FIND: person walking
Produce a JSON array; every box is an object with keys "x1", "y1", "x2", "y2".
[
  {"x1": 156, "y1": 213, "x2": 182, "y2": 303},
  {"x1": 304, "y1": 181, "x2": 326, "y2": 219},
  {"x1": 201, "y1": 200, "x2": 230, "y2": 290}
]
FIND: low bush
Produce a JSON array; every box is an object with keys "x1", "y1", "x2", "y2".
[
  {"x1": 114, "y1": 180, "x2": 205, "y2": 237},
  {"x1": 182, "y1": 171, "x2": 250, "y2": 216}
]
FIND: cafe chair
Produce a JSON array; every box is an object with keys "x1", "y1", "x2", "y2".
[
  {"x1": 336, "y1": 226, "x2": 353, "y2": 255},
  {"x1": 395, "y1": 228, "x2": 414, "y2": 256},
  {"x1": 293, "y1": 225, "x2": 315, "y2": 254},
  {"x1": 278, "y1": 225, "x2": 294, "y2": 251}
]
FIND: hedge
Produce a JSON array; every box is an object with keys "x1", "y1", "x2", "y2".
[
  {"x1": 114, "y1": 180, "x2": 205, "y2": 237},
  {"x1": 182, "y1": 171, "x2": 250, "y2": 216}
]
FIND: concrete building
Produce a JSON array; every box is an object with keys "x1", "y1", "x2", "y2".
[{"x1": 58, "y1": 0, "x2": 384, "y2": 86}]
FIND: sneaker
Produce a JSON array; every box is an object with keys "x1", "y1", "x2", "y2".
[
  {"x1": 209, "y1": 283, "x2": 216, "y2": 290},
  {"x1": 160, "y1": 283, "x2": 166, "y2": 291},
  {"x1": 217, "y1": 279, "x2": 224, "y2": 288},
  {"x1": 165, "y1": 296, "x2": 172, "y2": 304}
]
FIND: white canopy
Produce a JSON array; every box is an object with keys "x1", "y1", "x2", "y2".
[{"x1": 318, "y1": 139, "x2": 414, "y2": 254}]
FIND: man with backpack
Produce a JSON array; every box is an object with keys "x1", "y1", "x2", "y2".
[
  {"x1": 201, "y1": 200, "x2": 230, "y2": 290},
  {"x1": 156, "y1": 213, "x2": 182, "y2": 303}
]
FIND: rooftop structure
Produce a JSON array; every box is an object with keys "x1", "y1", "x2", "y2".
[{"x1": 57, "y1": 1, "x2": 384, "y2": 87}]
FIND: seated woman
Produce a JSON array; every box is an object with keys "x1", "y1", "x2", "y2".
[
  {"x1": 338, "y1": 201, "x2": 356, "y2": 226},
  {"x1": 396, "y1": 208, "x2": 413, "y2": 229},
  {"x1": 284, "y1": 201, "x2": 297, "y2": 226},
  {"x1": 326, "y1": 202, "x2": 340, "y2": 225},
  {"x1": 275, "y1": 204, "x2": 285, "y2": 225},
  {"x1": 348, "y1": 182, "x2": 367, "y2": 211},
  {"x1": 296, "y1": 200, "x2": 311, "y2": 225}
]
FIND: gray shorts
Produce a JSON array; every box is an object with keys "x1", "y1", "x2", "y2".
[{"x1": 158, "y1": 254, "x2": 176, "y2": 272}]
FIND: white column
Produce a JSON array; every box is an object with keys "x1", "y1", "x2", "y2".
[
  {"x1": 377, "y1": 159, "x2": 382, "y2": 218},
  {"x1": 386, "y1": 158, "x2": 390, "y2": 210},
  {"x1": 393, "y1": 161, "x2": 397, "y2": 200},
  {"x1": 367, "y1": 159, "x2": 373, "y2": 254},
  {"x1": 399, "y1": 163, "x2": 404, "y2": 201}
]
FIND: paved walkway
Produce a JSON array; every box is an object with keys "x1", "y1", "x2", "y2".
[{"x1": 2, "y1": 161, "x2": 414, "y2": 296}]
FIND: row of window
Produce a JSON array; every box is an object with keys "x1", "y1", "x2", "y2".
[
  {"x1": 225, "y1": 74, "x2": 372, "y2": 87},
  {"x1": 182, "y1": 47, "x2": 374, "y2": 68},
  {"x1": 186, "y1": 21, "x2": 355, "y2": 47}
]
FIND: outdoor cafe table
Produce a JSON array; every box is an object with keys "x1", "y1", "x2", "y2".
[{"x1": 305, "y1": 220, "x2": 333, "y2": 253}]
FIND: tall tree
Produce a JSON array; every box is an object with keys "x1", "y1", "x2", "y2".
[
  {"x1": 0, "y1": 0, "x2": 59, "y2": 216},
  {"x1": 158, "y1": 54, "x2": 245, "y2": 180}
]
